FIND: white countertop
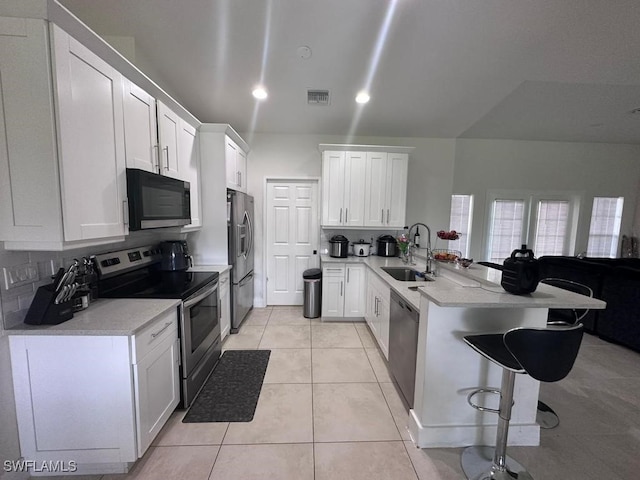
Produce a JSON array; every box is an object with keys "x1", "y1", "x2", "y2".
[
  {"x1": 320, "y1": 255, "x2": 607, "y2": 311},
  {"x1": 7, "y1": 298, "x2": 181, "y2": 336}
]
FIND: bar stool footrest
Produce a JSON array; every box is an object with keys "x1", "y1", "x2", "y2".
[{"x1": 467, "y1": 388, "x2": 502, "y2": 414}]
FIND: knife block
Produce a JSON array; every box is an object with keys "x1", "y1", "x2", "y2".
[{"x1": 24, "y1": 284, "x2": 74, "y2": 325}]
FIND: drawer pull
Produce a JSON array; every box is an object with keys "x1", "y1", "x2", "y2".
[{"x1": 151, "y1": 321, "x2": 172, "y2": 339}]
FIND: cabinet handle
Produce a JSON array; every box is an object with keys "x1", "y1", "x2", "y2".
[
  {"x1": 347, "y1": 269, "x2": 350, "y2": 283},
  {"x1": 345, "y1": 208, "x2": 348, "y2": 223},
  {"x1": 387, "y1": 209, "x2": 390, "y2": 223},
  {"x1": 151, "y1": 321, "x2": 172, "y2": 339},
  {"x1": 381, "y1": 209, "x2": 384, "y2": 223},
  {"x1": 340, "y1": 208, "x2": 343, "y2": 223},
  {"x1": 374, "y1": 296, "x2": 379, "y2": 316},
  {"x1": 340, "y1": 281, "x2": 343, "y2": 296},
  {"x1": 239, "y1": 171, "x2": 242, "y2": 187},
  {"x1": 153, "y1": 144, "x2": 160, "y2": 173},
  {"x1": 237, "y1": 171, "x2": 241, "y2": 187},
  {"x1": 163, "y1": 146, "x2": 169, "y2": 170}
]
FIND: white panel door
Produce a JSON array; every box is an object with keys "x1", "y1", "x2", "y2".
[{"x1": 266, "y1": 180, "x2": 319, "y2": 305}]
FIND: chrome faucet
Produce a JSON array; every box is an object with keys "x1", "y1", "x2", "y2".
[{"x1": 407, "y1": 223, "x2": 437, "y2": 276}]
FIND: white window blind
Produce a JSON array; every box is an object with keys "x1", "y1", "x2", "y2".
[
  {"x1": 488, "y1": 199, "x2": 525, "y2": 263},
  {"x1": 534, "y1": 200, "x2": 569, "y2": 256},
  {"x1": 448, "y1": 195, "x2": 473, "y2": 257},
  {"x1": 587, "y1": 197, "x2": 624, "y2": 257}
]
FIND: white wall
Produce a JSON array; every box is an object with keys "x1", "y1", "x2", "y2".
[
  {"x1": 453, "y1": 139, "x2": 640, "y2": 260},
  {"x1": 244, "y1": 133, "x2": 456, "y2": 307}
]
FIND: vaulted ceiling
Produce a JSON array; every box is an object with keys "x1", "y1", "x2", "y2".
[{"x1": 60, "y1": 0, "x2": 640, "y2": 144}]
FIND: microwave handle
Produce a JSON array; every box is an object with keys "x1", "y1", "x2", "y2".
[{"x1": 123, "y1": 199, "x2": 129, "y2": 226}]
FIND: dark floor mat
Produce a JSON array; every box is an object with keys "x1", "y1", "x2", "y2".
[{"x1": 183, "y1": 350, "x2": 271, "y2": 423}]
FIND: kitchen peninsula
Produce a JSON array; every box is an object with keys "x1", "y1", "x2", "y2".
[{"x1": 322, "y1": 255, "x2": 606, "y2": 449}]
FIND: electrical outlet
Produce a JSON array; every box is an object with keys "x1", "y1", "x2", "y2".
[{"x1": 3, "y1": 263, "x2": 40, "y2": 290}]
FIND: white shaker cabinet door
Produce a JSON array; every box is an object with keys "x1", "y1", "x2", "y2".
[
  {"x1": 157, "y1": 100, "x2": 181, "y2": 179},
  {"x1": 344, "y1": 264, "x2": 366, "y2": 317},
  {"x1": 321, "y1": 151, "x2": 345, "y2": 226},
  {"x1": 364, "y1": 151, "x2": 388, "y2": 227},
  {"x1": 385, "y1": 153, "x2": 409, "y2": 228},
  {"x1": 133, "y1": 333, "x2": 180, "y2": 457},
  {"x1": 123, "y1": 79, "x2": 158, "y2": 173},
  {"x1": 178, "y1": 121, "x2": 201, "y2": 228},
  {"x1": 344, "y1": 152, "x2": 366, "y2": 227},
  {"x1": 52, "y1": 25, "x2": 128, "y2": 242}
]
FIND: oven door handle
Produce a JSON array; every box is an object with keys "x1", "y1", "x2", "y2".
[{"x1": 184, "y1": 282, "x2": 218, "y2": 309}]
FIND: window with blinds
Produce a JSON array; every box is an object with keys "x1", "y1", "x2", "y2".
[
  {"x1": 587, "y1": 197, "x2": 624, "y2": 257},
  {"x1": 448, "y1": 195, "x2": 473, "y2": 257},
  {"x1": 486, "y1": 191, "x2": 579, "y2": 263},
  {"x1": 488, "y1": 199, "x2": 525, "y2": 263},
  {"x1": 534, "y1": 200, "x2": 570, "y2": 256}
]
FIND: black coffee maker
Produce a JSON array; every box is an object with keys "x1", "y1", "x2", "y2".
[{"x1": 159, "y1": 240, "x2": 193, "y2": 271}]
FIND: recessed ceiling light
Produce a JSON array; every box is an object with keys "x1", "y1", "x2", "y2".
[
  {"x1": 355, "y1": 91, "x2": 370, "y2": 104},
  {"x1": 252, "y1": 87, "x2": 268, "y2": 100}
]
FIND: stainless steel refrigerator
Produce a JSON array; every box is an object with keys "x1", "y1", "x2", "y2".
[{"x1": 227, "y1": 190, "x2": 254, "y2": 332}]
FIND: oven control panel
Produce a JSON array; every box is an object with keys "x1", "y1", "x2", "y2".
[{"x1": 95, "y1": 245, "x2": 162, "y2": 277}]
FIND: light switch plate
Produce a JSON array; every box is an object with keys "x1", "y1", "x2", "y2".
[{"x1": 3, "y1": 263, "x2": 39, "y2": 290}]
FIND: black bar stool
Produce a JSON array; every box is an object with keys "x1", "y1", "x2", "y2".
[
  {"x1": 461, "y1": 324, "x2": 584, "y2": 480},
  {"x1": 537, "y1": 278, "x2": 592, "y2": 428}
]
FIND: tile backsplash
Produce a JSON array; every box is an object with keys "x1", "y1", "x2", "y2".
[{"x1": 0, "y1": 230, "x2": 188, "y2": 331}]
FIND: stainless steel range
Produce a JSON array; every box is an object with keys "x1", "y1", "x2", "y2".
[{"x1": 95, "y1": 245, "x2": 221, "y2": 408}]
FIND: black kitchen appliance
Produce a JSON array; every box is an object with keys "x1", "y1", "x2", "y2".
[
  {"x1": 95, "y1": 245, "x2": 220, "y2": 408},
  {"x1": 377, "y1": 235, "x2": 398, "y2": 257},
  {"x1": 126, "y1": 168, "x2": 191, "y2": 230},
  {"x1": 160, "y1": 240, "x2": 193, "y2": 271},
  {"x1": 480, "y1": 245, "x2": 540, "y2": 295},
  {"x1": 329, "y1": 235, "x2": 349, "y2": 258}
]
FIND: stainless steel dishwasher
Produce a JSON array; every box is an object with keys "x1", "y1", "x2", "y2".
[{"x1": 389, "y1": 290, "x2": 419, "y2": 409}]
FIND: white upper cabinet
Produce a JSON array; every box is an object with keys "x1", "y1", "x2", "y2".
[
  {"x1": 0, "y1": 18, "x2": 129, "y2": 250},
  {"x1": 157, "y1": 100, "x2": 181, "y2": 179},
  {"x1": 364, "y1": 151, "x2": 409, "y2": 228},
  {"x1": 321, "y1": 151, "x2": 366, "y2": 227},
  {"x1": 178, "y1": 121, "x2": 202, "y2": 228},
  {"x1": 123, "y1": 79, "x2": 158, "y2": 173},
  {"x1": 320, "y1": 145, "x2": 412, "y2": 229},
  {"x1": 226, "y1": 136, "x2": 248, "y2": 192},
  {"x1": 0, "y1": 10, "x2": 203, "y2": 249}
]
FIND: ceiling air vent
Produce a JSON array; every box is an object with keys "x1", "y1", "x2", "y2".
[{"x1": 307, "y1": 89, "x2": 330, "y2": 106}]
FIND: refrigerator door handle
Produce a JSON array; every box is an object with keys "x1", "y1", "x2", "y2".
[
  {"x1": 245, "y1": 210, "x2": 253, "y2": 258},
  {"x1": 239, "y1": 271, "x2": 254, "y2": 287}
]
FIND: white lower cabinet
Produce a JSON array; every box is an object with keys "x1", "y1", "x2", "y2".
[
  {"x1": 219, "y1": 270, "x2": 231, "y2": 340},
  {"x1": 321, "y1": 264, "x2": 366, "y2": 318},
  {"x1": 9, "y1": 309, "x2": 180, "y2": 474},
  {"x1": 365, "y1": 272, "x2": 391, "y2": 359}
]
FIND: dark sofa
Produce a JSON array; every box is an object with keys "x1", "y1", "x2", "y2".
[{"x1": 538, "y1": 256, "x2": 640, "y2": 352}]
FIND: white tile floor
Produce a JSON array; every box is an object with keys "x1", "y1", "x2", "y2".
[{"x1": 35, "y1": 306, "x2": 640, "y2": 479}]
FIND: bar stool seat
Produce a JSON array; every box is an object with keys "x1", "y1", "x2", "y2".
[{"x1": 461, "y1": 324, "x2": 584, "y2": 480}]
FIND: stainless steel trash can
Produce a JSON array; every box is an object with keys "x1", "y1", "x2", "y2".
[{"x1": 303, "y1": 268, "x2": 322, "y2": 318}]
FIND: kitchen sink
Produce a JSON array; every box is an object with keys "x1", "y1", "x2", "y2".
[{"x1": 381, "y1": 267, "x2": 434, "y2": 282}]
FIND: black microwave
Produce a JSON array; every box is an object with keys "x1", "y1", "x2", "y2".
[{"x1": 126, "y1": 169, "x2": 191, "y2": 230}]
